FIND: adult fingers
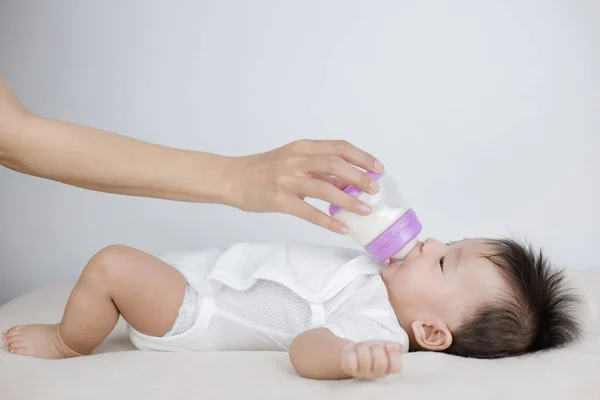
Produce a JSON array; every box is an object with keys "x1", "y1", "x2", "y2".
[
  {"x1": 311, "y1": 155, "x2": 379, "y2": 195},
  {"x1": 297, "y1": 178, "x2": 371, "y2": 217},
  {"x1": 300, "y1": 140, "x2": 384, "y2": 174},
  {"x1": 311, "y1": 173, "x2": 349, "y2": 191},
  {"x1": 280, "y1": 197, "x2": 349, "y2": 234}
]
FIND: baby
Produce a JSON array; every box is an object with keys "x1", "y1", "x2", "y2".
[{"x1": 2, "y1": 238, "x2": 581, "y2": 380}]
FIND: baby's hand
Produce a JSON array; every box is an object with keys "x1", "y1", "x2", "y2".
[{"x1": 340, "y1": 341, "x2": 403, "y2": 380}]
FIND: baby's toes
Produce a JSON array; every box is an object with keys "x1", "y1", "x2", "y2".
[
  {"x1": 5, "y1": 334, "x2": 24, "y2": 348},
  {"x1": 7, "y1": 340, "x2": 17, "y2": 351},
  {"x1": 8, "y1": 345, "x2": 29, "y2": 356},
  {"x1": 4, "y1": 325, "x2": 23, "y2": 338},
  {"x1": 4, "y1": 326, "x2": 23, "y2": 341}
]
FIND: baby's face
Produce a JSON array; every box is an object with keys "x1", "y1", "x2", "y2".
[{"x1": 382, "y1": 238, "x2": 508, "y2": 345}]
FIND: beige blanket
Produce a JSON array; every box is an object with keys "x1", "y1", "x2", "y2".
[{"x1": 1, "y1": 269, "x2": 599, "y2": 400}]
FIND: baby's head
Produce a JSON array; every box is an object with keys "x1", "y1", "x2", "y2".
[{"x1": 382, "y1": 238, "x2": 582, "y2": 358}]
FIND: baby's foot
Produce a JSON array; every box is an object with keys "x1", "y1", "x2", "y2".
[{"x1": 2, "y1": 324, "x2": 81, "y2": 359}]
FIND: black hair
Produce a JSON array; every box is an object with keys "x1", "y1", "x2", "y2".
[{"x1": 444, "y1": 238, "x2": 583, "y2": 358}]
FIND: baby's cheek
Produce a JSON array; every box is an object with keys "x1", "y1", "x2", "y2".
[
  {"x1": 396, "y1": 273, "x2": 427, "y2": 299},
  {"x1": 406, "y1": 270, "x2": 430, "y2": 289}
]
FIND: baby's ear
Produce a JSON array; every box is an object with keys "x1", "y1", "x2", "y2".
[{"x1": 411, "y1": 319, "x2": 452, "y2": 351}]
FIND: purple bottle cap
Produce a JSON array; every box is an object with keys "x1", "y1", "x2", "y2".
[
  {"x1": 364, "y1": 209, "x2": 422, "y2": 262},
  {"x1": 328, "y1": 172, "x2": 383, "y2": 216}
]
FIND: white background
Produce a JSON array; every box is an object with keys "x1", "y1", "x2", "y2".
[{"x1": 1, "y1": 1, "x2": 598, "y2": 304}]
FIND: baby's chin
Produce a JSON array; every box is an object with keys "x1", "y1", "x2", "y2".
[{"x1": 380, "y1": 262, "x2": 402, "y2": 283}]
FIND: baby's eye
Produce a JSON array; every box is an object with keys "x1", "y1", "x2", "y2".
[{"x1": 439, "y1": 257, "x2": 445, "y2": 271}]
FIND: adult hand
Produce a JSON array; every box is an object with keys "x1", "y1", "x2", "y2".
[
  {"x1": 225, "y1": 139, "x2": 384, "y2": 234},
  {"x1": 2, "y1": 76, "x2": 383, "y2": 235}
]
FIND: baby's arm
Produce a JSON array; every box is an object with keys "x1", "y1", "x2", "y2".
[{"x1": 289, "y1": 328, "x2": 404, "y2": 380}]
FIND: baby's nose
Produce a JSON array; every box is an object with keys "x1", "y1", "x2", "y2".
[
  {"x1": 421, "y1": 238, "x2": 447, "y2": 255},
  {"x1": 408, "y1": 241, "x2": 424, "y2": 258},
  {"x1": 422, "y1": 239, "x2": 436, "y2": 254}
]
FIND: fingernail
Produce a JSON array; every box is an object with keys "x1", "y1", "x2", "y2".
[
  {"x1": 374, "y1": 160, "x2": 384, "y2": 172},
  {"x1": 359, "y1": 204, "x2": 371, "y2": 215},
  {"x1": 339, "y1": 225, "x2": 350, "y2": 235},
  {"x1": 369, "y1": 180, "x2": 379, "y2": 193}
]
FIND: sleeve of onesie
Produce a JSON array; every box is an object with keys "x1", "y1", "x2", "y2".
[{"x1": 321, "y1": 275, "x2": 410, "y2": 353}]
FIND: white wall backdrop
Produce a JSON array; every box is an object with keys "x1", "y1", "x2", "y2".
[{"x1": 1, "y1": 0, "x2": 598, "y2": 304}]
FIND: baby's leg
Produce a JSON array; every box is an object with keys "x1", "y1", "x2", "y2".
[{"x1": 2, "y1": 245, "x2": 186, "y2": 359}]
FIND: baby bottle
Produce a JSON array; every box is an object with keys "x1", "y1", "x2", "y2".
[{"x1": 328, "y1": 172, "x2": 422, "y2": 263}]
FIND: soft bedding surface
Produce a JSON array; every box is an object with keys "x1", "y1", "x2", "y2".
[{"x1": 1, "y1": 269, "x2": 599, "y2": 400}]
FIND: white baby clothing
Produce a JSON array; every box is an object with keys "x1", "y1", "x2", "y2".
[
  {"x1": 127, "y1": 242, "x2": 409, "y2": 352},
  {"x1": 163, "y1": 283, "x2": 199, "y2": 337}
]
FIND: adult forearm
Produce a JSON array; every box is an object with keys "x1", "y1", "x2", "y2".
[
  {"x1": 1, "y1": 76, "x2": 387, "y2": 233},
  {"x1": 1, "y1": 114, "x2": 233, "y2": 203}
]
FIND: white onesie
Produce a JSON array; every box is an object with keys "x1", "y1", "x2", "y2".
[{"x1": 127, "y1": 242, "x2": 409, "y2": 353}]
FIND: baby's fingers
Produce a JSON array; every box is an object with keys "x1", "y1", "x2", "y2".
[
  {"x1": 355, "y1": 342, "x2": 373, "y2": 377},
  {"x1": 370, "y1": 345, "x2": 390, "y2": 377},
  {"x1": 341, "y1": 341, "x2": 403, "y2": 380},
  {"x1": 341, "y1": 344, "x2": 359, "y2": 376},
  {"x1": 385, "y1": 343, "x2": 404, "y2": 374}
]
